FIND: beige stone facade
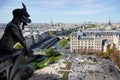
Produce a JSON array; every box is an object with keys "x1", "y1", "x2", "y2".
[
  {"x1": 70, "y1": 31, "x2": 120, "y2": 53},
  {"x1": 70, "y1": 35, "x2": 102, "y2": 53}
]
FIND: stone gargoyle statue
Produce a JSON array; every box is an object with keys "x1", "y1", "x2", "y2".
[{"x1": 0, "y1": 3, "x2": 34, "y2": 80}]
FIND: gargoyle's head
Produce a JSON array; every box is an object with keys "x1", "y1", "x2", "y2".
[{"x1": 12, "y1": 3, "x2": 31, "y2": 25}]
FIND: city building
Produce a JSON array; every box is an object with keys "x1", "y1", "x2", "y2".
[
  {"x1": 0, "y1": 28, "x2": 4, "y2": 38},
  {"x1": 70, "y1": 31, "x2": 102, "y2": 53},
  {"x1": 70, "y1": 30, "x2": 120, "y2": 53}
]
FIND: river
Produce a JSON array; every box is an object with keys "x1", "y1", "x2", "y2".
[
  {"x1": 51, "y1": 40, "x2": 61, "y2": 50},
  {"x1": 33, "y1": 39, "x2": 61, "y2": 52}
]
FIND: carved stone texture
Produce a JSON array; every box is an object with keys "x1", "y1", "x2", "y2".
[{"x1": 0, "y1": 3, "x2": 34, "y2": 80}]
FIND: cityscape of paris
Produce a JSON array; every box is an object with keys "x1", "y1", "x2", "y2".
[{"x1": 0, "y1": 0, "x2": 120, "y2": 80}]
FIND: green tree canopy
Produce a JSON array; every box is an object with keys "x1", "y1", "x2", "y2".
[
  {"x1": 45, "y1": 48, "x2": 56, "y2": 57},
  {"x1": 50, "y1": 30, "x2": 56, "y2": 35},
  {"x1": 13, "y1": 42, "x2": 24, "y2": 49},
  {"x1": 90, "y1": 24, "x2": 96, "y2": 28},
  {"x1": 59, "y1": 39, "x2": 68, "y2": 48},
  {"x1": 67, "y1": 33, "x2": 71, "y2": 41}
]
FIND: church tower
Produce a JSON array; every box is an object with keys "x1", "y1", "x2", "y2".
[
  {"x1": 108, "y1": 19, "x2": 111, "y2": 26},
  {"x1": 51, "y1": 17, "x2": 54, "y2": 26}
]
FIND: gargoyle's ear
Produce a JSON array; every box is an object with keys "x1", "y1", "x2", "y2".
[{"x1": 22, "y1": 3, "x2": 26, "y2": 10}]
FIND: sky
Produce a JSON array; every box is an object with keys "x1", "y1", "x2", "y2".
[{"x1": 0, "y1": 0, "x2": 120, "y2": 23}]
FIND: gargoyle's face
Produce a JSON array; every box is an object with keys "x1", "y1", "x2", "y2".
[
  {"x1": 20, "y1": 8, "x2": 31, "y2": 24},
  {"x1": 13, "y1": 3, "x2": 31, "y2": 25},
  {"x1": 20, "y1": 3, "x2": 31, "y2": 24}
]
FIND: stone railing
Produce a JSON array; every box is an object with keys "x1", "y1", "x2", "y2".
[{"x1": 0, "y1": 50, "x2": 34, "y2": 80}]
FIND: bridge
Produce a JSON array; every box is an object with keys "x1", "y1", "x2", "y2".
[
  {"x1": 57, "y1": 36, "x2": 68, "y2": 39},
  {"x1": 33, "y1": 48, "x2": 71, "y2": 56}
]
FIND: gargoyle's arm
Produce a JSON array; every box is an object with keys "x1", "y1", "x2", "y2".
[
  {"x1": 10, "y1": 25, "x2": 28, "y2": 50},
  {"x1": 9, "y1": 24, "x2": 33, "y2": 57}
]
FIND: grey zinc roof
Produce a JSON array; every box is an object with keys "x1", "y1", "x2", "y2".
[
  {"x1": 72, "y1": 32, "x2": 77, "y2": 37},
  {"x1": 115, "y1": 32, "x2": 120, "y2": 37}
]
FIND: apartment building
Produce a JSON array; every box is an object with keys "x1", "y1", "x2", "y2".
[
  {"x1": 70, "y1": 30, "x2": 120, "y2": 53},
  {"x1": 70, "y1": 31, "x2": 102, "y2": 53}
]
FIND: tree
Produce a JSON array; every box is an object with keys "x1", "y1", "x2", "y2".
[
  {"x1": 106, "y1": 44, "x2": 114, "y2": 57},
  {"x1": 59, "y1": 39, "x2": 68, "y2": 48},
  {"x1": 90, "y1": 24, "x2": 96, "y2": 28},
  {"x1": 13, "y1": 42, "x2": 24, "y2": 49},
  {"x1": 67, "y1": 33, "x2": 71, "y2": 41},
  {"x1": 111, "y1": 49, "x2": 120, "y2": 68},
  {"x1": 49, "y1": 56, "x2": 57, "y2": 64},
  {"x1": 103, "y1": 52, "x2": 108, "y2": 58},
  {"x1": 106, "y1": 44, "x2": 120, "y2": 68},
  {"x1": 94, "y1": 51, "x2": 103, "y2": 57},
  {"x1": 50, "y1": 30, "x2": 56, "y2": 35},
  {"x1": 45, "y1": 48, "x2": 57, "y2": 57}
]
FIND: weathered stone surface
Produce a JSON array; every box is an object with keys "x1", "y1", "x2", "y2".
[{"x1": 0, "y1": 3, "x2": 34, "y2": 80}]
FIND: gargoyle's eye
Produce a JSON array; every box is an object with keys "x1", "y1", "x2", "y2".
[{"x1": 22, "y1": 10, "x2": 30, "y2": 17}]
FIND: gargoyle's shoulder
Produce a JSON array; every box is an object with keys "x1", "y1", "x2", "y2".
[{"x1": 6, "y1": 23, "x2": 19, "y2": 29}]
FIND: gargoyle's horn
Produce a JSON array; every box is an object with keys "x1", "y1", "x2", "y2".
[{"x1": 22, "y1": 3, "x2": 26, "y2": 10}]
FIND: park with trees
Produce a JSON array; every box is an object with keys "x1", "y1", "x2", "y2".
[
  {"x1": 59, "y1": 38, "x2": 68, "y2": 48},
  {"x1": 94, "y1": 44, "x2": 120, "y2": 68},
  {"x1": 30, "y1": 48, "x2": 62, "y2": 70}
]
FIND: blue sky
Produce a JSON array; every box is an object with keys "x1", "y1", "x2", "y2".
[{"x1": 0, "y1": 0, "x2": 120, "y2": 23}]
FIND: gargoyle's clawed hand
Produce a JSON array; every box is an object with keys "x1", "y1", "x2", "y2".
[{"x1": 26, "y1": 48, "x2": 34, "y2": 57}]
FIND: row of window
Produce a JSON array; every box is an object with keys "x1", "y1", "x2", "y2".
[
  {"x1": 71, "y1": 43, "x2": 102, "y2": 46},
  {"x1": 71, "y1": 46, "x2": 101, "y2": 49},
  {"x1": 71, "y1": 41, "x2": 101, "y2": 43},
  {"x1": 71, "y1": 49, "x2": 101, "y2": 51}
]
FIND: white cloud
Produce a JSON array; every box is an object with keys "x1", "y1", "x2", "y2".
[
  {"x1": 27, "y1": 0, "x2": 68, "y2": 6},
  {"x1": 0, "y1": 0, "x2": 119, "y2": 23}
]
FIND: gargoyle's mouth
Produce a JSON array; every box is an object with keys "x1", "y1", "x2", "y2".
[
  {"x1": 27, "y1": 18, "x2": 31, "y2": 23},
  {"x1": 22, "y1": 17, "x2": 31, "y2": 30},
  {"x1": 22, "y1": 16, "x2": 31, "y2": 23}
]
